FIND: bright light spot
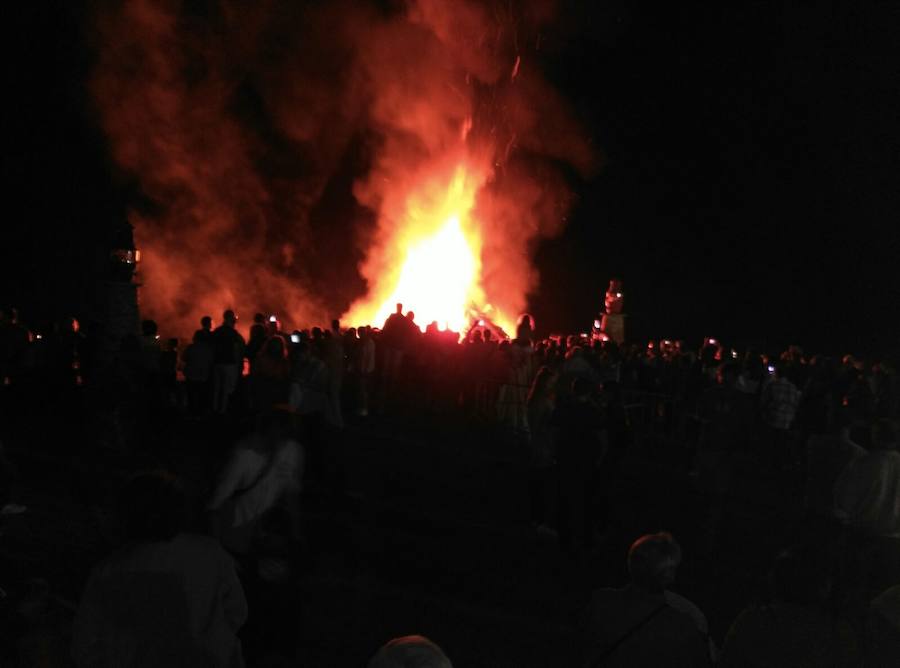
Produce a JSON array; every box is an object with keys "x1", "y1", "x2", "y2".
[
  {"x1": 346, "y1": 164, "x2": 514, "y2": 335},
  {"x1": 372, "y1": 215, "x2": 476, "y2": 333}
]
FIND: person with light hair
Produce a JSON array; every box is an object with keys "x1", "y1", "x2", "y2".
[
  {"x1": 368, "y1": 635, "x2": 453, "y2": 668},
  {"x1": 583, "y1": 532, "x2": 713, "y2": 667}
]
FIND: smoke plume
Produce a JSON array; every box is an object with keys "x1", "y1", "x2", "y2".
[{"x1": 89, "y1": 0, "x2": 591, "y2": 336}]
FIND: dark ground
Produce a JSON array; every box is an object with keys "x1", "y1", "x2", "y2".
[{"x1": 0, "y1": 387, "x2": 803, "y2": 667}]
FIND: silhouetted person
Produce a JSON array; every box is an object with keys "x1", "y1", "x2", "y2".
[
  {"x1": 246, "y1": 313, "x2": 268, "y2": 367},
  {"x1": 719, "y1": 546, "x2": 858, "y2": 667},
  {"x1": 804, "y1": 415, "x2": 865, "y2": 520},
  {"x1": 368, "y1": 634, "x2": 453, "y2": 668},
  {"x1": 584, "y1": 532, "x2": 712, "y2": 667},
  {"x1": 248, "y1": 335, "x2": 291, "y2": 414},
  {"x1": 323, "y1": 323, "x2": 345, "y2": 428},
  {"x1": 553, "y1": 377, "x2": 605, "y2": 550},
  {"x1": 760, "y1": 360, "x2": 802, "y2": 469},
  {"x1": 184, "y1": 329, "x2": 214, "y2": 415},
  {"x1": 403, "y1": 311, "x2": 420, "y2": 351},
  {"x1": 693, "y1": 362, "x2": 755, "y2": 550},
  {"x1": 558, "y1": 346, "x2": 599, "y2": 405},
  {"x1": 498, "y1": 333, "x2": 536, "y2": 435},
  {"x1": 382, "y1": 303, "x2": 406, "y2": 346},
  {"x1": 265, "y1": 314, "x2": 280, "y2": 338},
  {"x1": 380, "y1": 303, "x2": 407, "y2": 410},
  {"x1": 600, "y1": 379, "x2": 628, "y2": 474},
  {"x1": 843, "y1": 370, "x2": 876, "y2": 424},
  {"x1": 357, "y1": 325, "x2": 376, "y2": 417},
  {"x1": 527, "y1": 366, "x2": 558, "y2": 533},
  {"x1": 289, "y1": 340, "x2": 328, "y2": 416},
  {"x1": 212, "y1": 310, "x2": 245, "y2": 415},
  {"x1": 516, "y1": 313, "x2": 535, "y2": 343},
  {"x1": 195, "y1": 315, "x2": 213, "y2": 340},
  {"x1": 72, "y1": 471, "x2": 247, "y2": 667},
  {"x1": 833, "y1": 419, "x2": 900, "y2": 597}
]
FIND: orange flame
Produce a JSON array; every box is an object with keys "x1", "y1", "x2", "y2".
[{"x1": 345, "y1": 162, "x2": 513, "y2": 335}]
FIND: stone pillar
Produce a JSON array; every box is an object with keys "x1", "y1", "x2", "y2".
[
  {"x1": 96, "y1": 280, "x2": 140, "y2": 367},
  {"x1": 97, "y1": 219, "x2": 141, "y2": 369},
  {"x1": 601, "y1": 313, "x2": 626, "y2": 345}
]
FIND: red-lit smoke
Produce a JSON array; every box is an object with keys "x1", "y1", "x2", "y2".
[{"x1": 90, "y1": 0, "x2": 592, "y2": 337}]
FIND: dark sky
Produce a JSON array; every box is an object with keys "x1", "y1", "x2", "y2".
[{"x1": 2, "y1": 1, "x2": 897, "y2": 355}]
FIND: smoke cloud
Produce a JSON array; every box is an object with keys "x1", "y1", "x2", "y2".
[{"x1": 89, "y1": 0, "x2": 591, "y2": 336}]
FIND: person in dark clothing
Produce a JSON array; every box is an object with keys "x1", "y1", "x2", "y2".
[
  {"x1": 694, "y1": 362, "x2": 755, "y2": 490},
  {"x1": 553, "y1": 377, "x2": 606, "y2": 551},
  {"x1": 719, "y1": 546, "x2": 858, "y2": 667},
  {"x1": 72, "y1": 472, "x2": 247, "y2": 667},
  {"x1": 380, "y1": 304, "x2": 408, "y2": 410},
  {"x1": 183, "y1": 329, "x2": 214, "y2": 416},
  {"x1": 248, "y1": 335, "x2": 291, "y2": 415},
  {"x1": 195, "y1": 315, "x2": 213, "y2": 340},
  {"x1": 246, "y1": 313, "x2": 268, "y2": 369},
  {"x1": 212, "y1": 310, "x2": 245, "y2": 415},
  {"x1": 600, "y1": 380, "x2": 629, "y2": 473},
  {"x1": 584, "y1": 532, "x2": 712, "y2": 667},
  {"x1": 527, "y1": 366, "x2": 559, "y2": 533},
  {"x1": 381, "y1": 304, "x2": 406, "y2": 346}
]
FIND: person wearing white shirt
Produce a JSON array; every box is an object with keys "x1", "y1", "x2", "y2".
[
  {"x1": 834, "y1": 419, "x2": 900, "y2": 538},
  {"x1": 208, "y1": 409, "x2": 304, "y2": 556}
]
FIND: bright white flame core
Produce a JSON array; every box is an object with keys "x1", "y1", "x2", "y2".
[
  {"x1": 346, "y1": 163, "x2": 517, "y2": 335},
  {"x1": 370, "y1": 214, "x2": 479, "y2": 332}
]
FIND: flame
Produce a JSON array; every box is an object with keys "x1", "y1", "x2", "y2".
[{"x1": 345, "y1": 163, "x2": 513, "y2": 335}]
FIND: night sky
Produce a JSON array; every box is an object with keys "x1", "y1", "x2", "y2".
[{"x1": 2, "y1": 1, "x2": 897, "y2": 355}]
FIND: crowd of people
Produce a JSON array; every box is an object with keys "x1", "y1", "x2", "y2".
[{"x1": 1, "y1": 302, "x2": 900, "y2": 666}]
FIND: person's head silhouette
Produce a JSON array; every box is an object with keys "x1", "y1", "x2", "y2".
[
  {"x1": 627, "y1": 532, "x2": 682, "y2": 593},
  {"x1": 367, "y1": 635, "x2": 452, "y2": 668},
  {"x1": 118, "y1": 471, "x2": 187, "y2": 543}
]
